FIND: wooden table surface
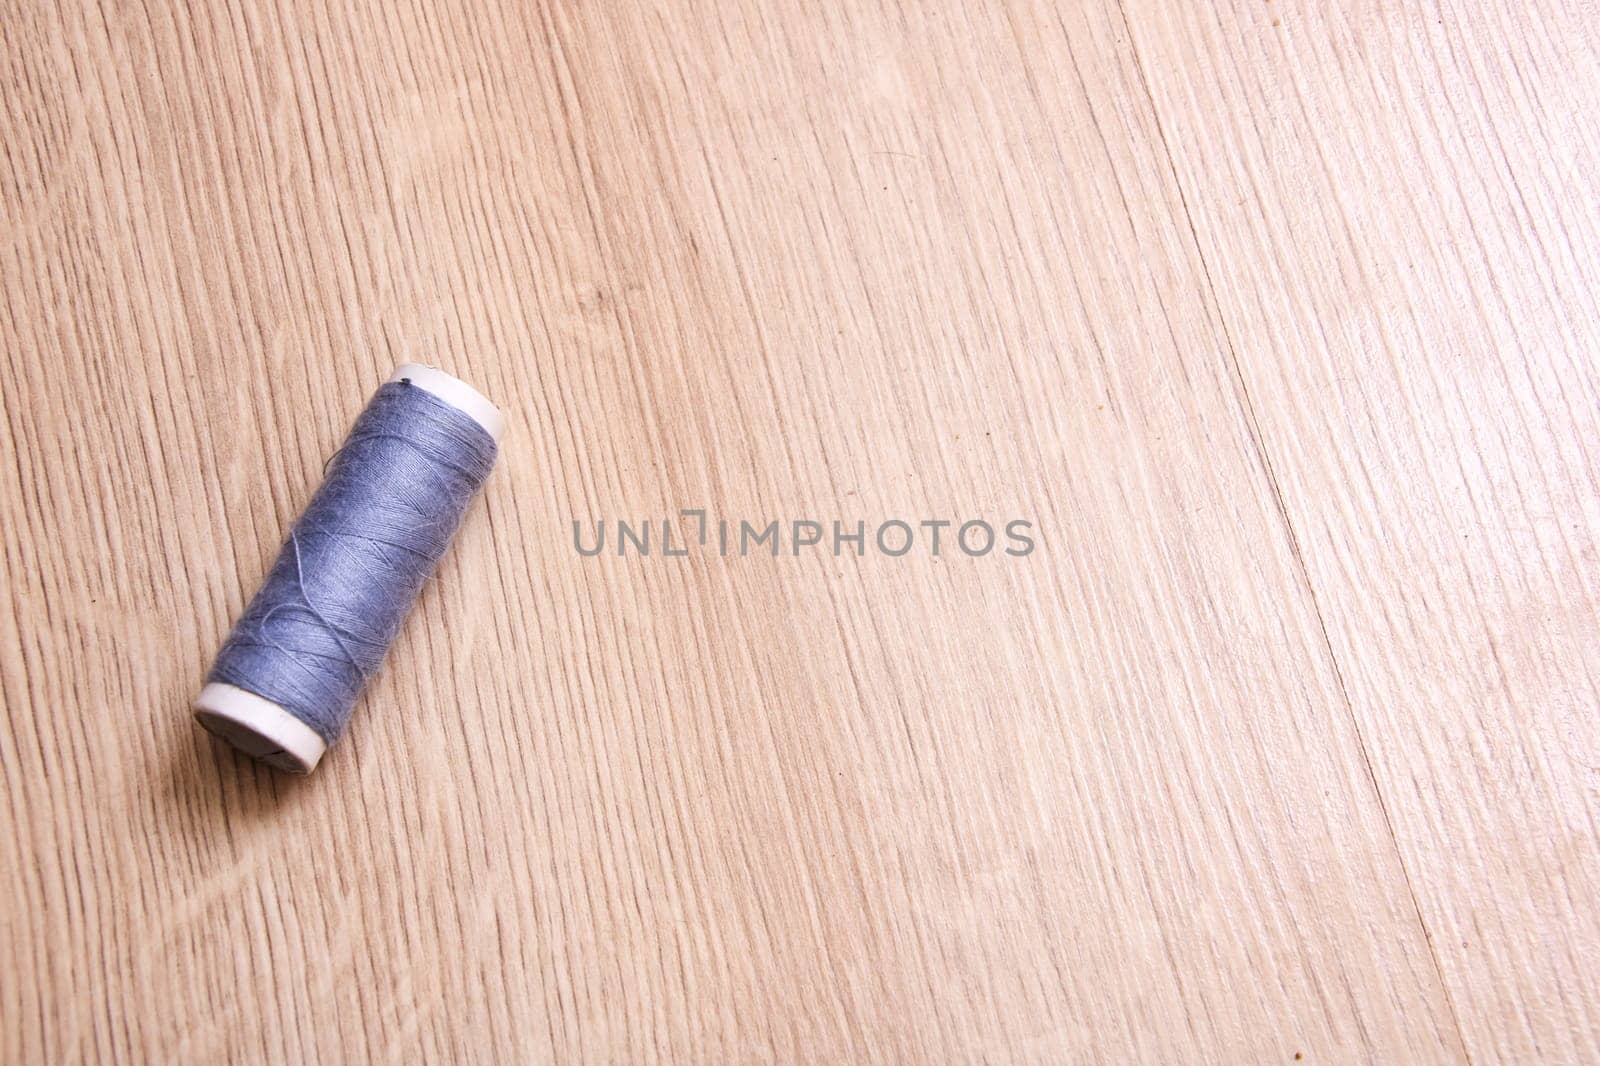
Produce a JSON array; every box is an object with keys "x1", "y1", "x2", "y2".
[{"x1": 3, "y1": 0, "x2": 1597, "y2": 1061}]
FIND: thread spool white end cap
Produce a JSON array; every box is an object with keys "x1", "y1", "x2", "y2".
[
  {"x1": 389, "y1": 364, "x2": 505, "y2": 442},
  {"x1": 194, "y1": 683, "x2": 327, "y2": 774}
]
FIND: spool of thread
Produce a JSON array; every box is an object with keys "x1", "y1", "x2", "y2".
[{"x1": 194, "y1": 364, "x2": 504, "y2": 773}]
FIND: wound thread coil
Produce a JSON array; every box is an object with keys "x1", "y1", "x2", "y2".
[{"x1": 194, "y1": 364, "x2": 503, "y2": 773}]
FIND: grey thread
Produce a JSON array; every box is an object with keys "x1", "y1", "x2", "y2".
[{"x1": 207, "y1": 380, "x2": 497, "y2": 744}]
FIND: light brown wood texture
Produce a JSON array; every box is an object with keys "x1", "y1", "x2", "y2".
[{"x1": 1, "y1": 0, "x2": 1595, "y2": 1060}]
